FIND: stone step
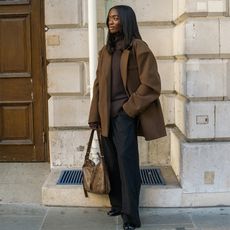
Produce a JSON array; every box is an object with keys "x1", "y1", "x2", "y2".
[{"x1": 42, "y1": 166, "x2": 182, "y2": 207}]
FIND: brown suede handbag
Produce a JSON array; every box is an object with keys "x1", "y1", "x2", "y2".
[{"x1": 82, "y1": 129, "x2": 110, "y2": 197}]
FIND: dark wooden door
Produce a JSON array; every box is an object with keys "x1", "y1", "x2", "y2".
[{"x1": 0, "y1": 0, "x2": 48, "y2": 161}]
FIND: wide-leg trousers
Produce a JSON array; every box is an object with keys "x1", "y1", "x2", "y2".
[{"x1": 101, "y1": 110, "x2": 141, "y2": 227}]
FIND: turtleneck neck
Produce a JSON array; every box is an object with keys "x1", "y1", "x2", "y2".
[
  {"x1": 111, "y1": 32, "x2": 124, "y2": 51},
  {"x1": 112, "y1": 32, "x2": 124, "y2": 42}
]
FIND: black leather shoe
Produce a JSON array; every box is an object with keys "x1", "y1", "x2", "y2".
[
  {"x1": 107, "y1": 209, "x2": 121, "y2": 216},
  {"x1": 123, "y1": 224, "x2": 136, "y2": 230}
]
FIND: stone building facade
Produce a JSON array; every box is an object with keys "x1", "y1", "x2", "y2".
[{"x1": 43, "y1": 0, "x2": 230, "y2": 207}]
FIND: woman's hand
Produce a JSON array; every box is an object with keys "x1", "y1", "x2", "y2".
[{"x1": 89, "y1": 122, "x2": 100, "y2": 130}]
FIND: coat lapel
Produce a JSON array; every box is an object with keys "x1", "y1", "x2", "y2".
[
  {"x1": 102, "y1": 49, "x2": 112, "y2": 87},
  {"x1": 120, "y1": 49, "x2": 130, "y2": 89},
  {"x1": 102, "y1": 48, "x2": 112, "y2": 118}
]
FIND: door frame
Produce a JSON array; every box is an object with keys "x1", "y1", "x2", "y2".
[
  {"x1": 40, "y1": 0, "x2": 49, "y2": 162},
  {"x1": 1, "y1": 0, "x2": 49, "y2": 162},
  {"x1": 0, "y1": 0, "x2": 49, "y2": 162}
]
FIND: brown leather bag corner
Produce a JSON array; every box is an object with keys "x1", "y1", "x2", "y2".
[{"x1": 82, "y1": 129, "x2": 110, "y2": 197}]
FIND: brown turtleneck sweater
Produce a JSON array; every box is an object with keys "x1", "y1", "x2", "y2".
[{"x1": 110, "y1": 40, "x2": 129, "y2": 117}]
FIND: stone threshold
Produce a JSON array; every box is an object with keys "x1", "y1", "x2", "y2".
[{"x1": 42, "y1": 166, "x2": 182, "y2": 208}]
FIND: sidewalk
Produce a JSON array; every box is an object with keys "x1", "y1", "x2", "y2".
[{"x1": 1, "y1": 204, "x2": 230, "y2": 230}]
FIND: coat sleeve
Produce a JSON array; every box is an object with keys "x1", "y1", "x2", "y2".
[
  {"x1": 123, "y1": 40, "x2": 161, "y2": 118},
  {"x1": 88, "y1": 49, "x2": 103, "y2": 123}
]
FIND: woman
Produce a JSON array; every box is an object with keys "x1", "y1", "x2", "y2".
[{"x1": 88, "y1": 5, "x2": 166, "y2": 230}]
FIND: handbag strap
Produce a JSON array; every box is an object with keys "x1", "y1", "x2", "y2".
[
  {"x1": 96, "y1": 129, "x2": 104, "y2": 158},
  {"x1": 85, "y1": 129, "x2": 104, "y2": 161},
  {"x1": 85, "y1": 129, "x2": 95, "y2": 160}
]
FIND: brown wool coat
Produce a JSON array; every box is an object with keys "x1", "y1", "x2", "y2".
[{"x1": 88, "y1": 39, "x2": 166, "y2": 141}]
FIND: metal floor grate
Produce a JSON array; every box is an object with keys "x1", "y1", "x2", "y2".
[
  {"x1": 57, "y1": 168, "x2": 165, "y2": 186},
  {"x1": 57, "y1": 170, "x2": 83, "y2": 185},
  {"x1": 140, "y1": 168, "x2": 165, "y2": 185}
]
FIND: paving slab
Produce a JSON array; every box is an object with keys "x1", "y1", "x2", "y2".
[
  {"x1": 0, "y1": 204, "x2": 46, "y2": 217},
  {"x1": 0, "y1": 215, "x2": 45, "y2": 230},
  {"x1": 0, "y1": 204, "x2": 46, "y2": 230},
  {"x1": 41, "y1": 207, "x2": 117, "y2": 230},
  {"x1": 0, "y1": 204, "x2": 230, "y2": 230},
  {"x1": 191, "y1": 212, "x2": 230, "y2": 230},
  {"x1": 0, "y1": 163, "x2": 50, "y2": 204}
]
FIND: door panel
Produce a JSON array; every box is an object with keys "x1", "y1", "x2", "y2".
[
  {"x1": 0, "y1": 1, "x2": 30, "y2": 5},
  {"x1": 0, "y1": 78, "x2": 32, "y2": 100},
  {"x1": 0, "y1": 15, "x2": 31, "y2": 73},
  {"x1": 0, "y1": 0, "x2": 47, "y2": 161},
  {"x1": 0, "y1": 103, "x2": 33, "y2": 144}
]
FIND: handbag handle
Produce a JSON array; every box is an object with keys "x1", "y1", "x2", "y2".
[
  {"x1": 85, "y1": 129, "x2": 104, "y2": 161},
  {"x1": 96, "y1": 129, "x2": 104, "y2": 158}
]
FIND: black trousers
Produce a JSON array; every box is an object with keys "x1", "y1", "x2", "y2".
[{"x1": 101, "y1": 110, "x2": 141, "y2": 227}]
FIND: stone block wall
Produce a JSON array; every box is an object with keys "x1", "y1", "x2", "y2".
[
  {"x1": 172, "y1": 0, "x2": 230, "y2": 196},
  {"x1": 45, "y1": 0, "x2": 99, "y2": 169},
  {"x1": 45, "y1": 0, "x2": 174, "y2": 168},
  {"x1": 45, "y1": 1, "x2": 230, "y2": 202}
]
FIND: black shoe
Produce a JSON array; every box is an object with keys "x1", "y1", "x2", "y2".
[
  {"x1": 123, "y1": 224, "x2": 136, "y2": 230},
  {"x1": 107, "y1": 209, "x2": 121, "y2": 216}
]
